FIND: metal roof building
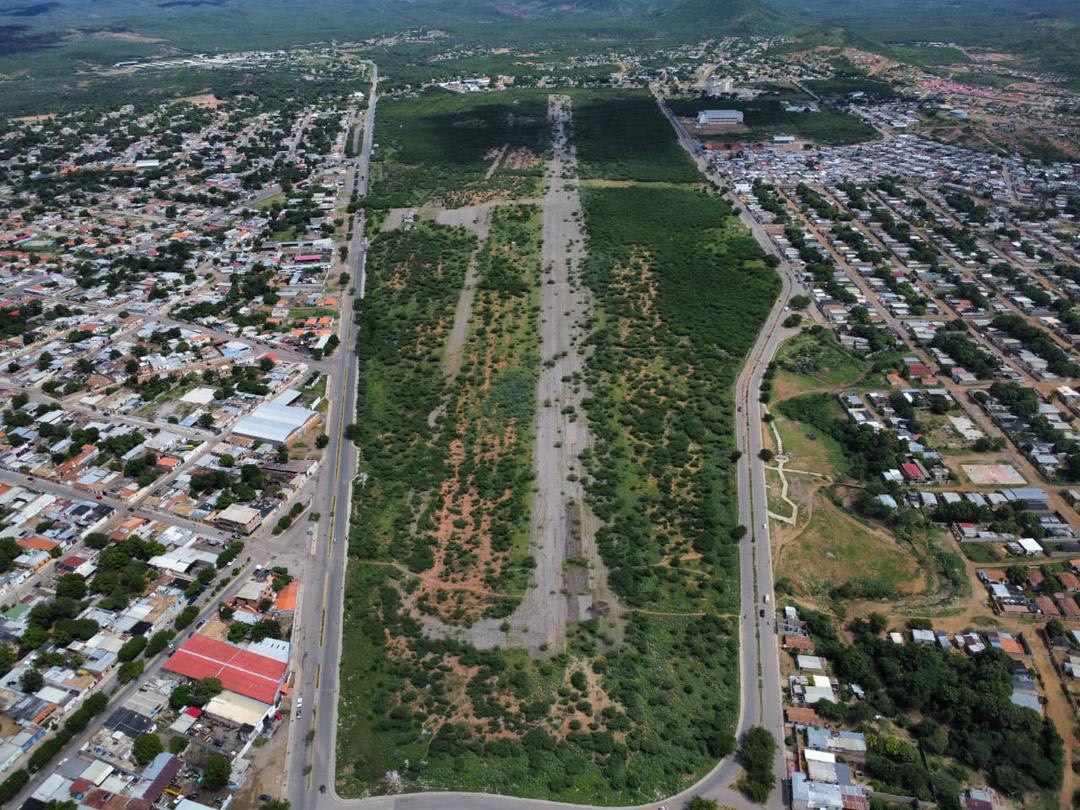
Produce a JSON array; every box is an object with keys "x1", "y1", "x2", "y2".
[
  {"x1": 232, "y1": 400, "x2": 319, "y2": 446},
  {"x1": 164, "y1": 635, "x2": 286, "y2": 704},
  {"x1": 697, "y1": 109, "x2": 744, "y2": 125}
]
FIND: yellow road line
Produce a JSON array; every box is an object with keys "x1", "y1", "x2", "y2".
[{"x1": 316, "y1": 664, "x2": 321, "y2": 689}]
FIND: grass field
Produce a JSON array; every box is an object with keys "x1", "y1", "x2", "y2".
[
  {"x1": 777, "y1": 493, "x2": 923, "y2": 600},
  {"x1": 771, "y1": 327, "x2": 871, "y2": 399}
]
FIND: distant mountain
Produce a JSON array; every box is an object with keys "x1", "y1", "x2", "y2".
[
  {"x1": 767, "y1": 0, "x2": 1080, "y2": 44},
  {"x1": 0, "y1": 0, "x2": 788, "y2": 55}
]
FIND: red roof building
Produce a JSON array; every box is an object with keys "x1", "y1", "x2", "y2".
[
  {"x1": 1036, "y1": 595, "x2": 1061, "y2": 617},
  {"x1": 164, "y1": 635, "x2": 286, "y2": 704},
  {"x1": 900, "y1": 462, "x2": 926, "y2": 481},
  {"x1": 1059, "y1": 571, "x2": 1080, "y2": 591}
]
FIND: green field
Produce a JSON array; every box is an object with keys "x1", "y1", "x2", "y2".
[{"x1": 569, "y1": 89, "x2": 701, "y2": 182}]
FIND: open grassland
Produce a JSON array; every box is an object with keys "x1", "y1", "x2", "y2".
[
  {"x1": 776, "y1": 494, "x2": 924, "y2": 600},
  {"x1": 366, "y1": 90, "x2": 550, "y2": 209},
  {"x1": 772, "y1": 326, "x2": 870, "y2": 394}
]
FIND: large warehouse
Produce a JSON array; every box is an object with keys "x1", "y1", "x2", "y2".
[
  {"x1": 164, "y1": 635, "x2": 287, "y2": 704},
  {"x1": 232, "y1": 397, "x2": 320, "y2": 446},
  {"x1": 697, "y1": 109, "x2": 744, "y2": 125}
]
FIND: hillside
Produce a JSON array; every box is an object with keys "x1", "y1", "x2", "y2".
[{"x1": 0, "y1": 0, "x2": 784, "y2": 56}]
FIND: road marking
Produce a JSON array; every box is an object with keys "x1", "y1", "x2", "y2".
[
  {"x1": 320, "y1": 608, "x2": 326, "y2": 646},
  {"x1": 316, "y1": 664, "x2": 321, "y2": 688}
]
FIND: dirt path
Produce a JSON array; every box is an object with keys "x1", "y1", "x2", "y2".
[
  {"x1": 439, "y1": 206, "x2": 493, "y2": 379},
  {"x1": 484, "y1": 143, "x2": 508, "y2": 180},
  {"x1": 415, "y1": 94, "x2": 613, "y2": 655},
  {"x1": 1030, "y1": 635, "x2": 1079, "y2": 808}
]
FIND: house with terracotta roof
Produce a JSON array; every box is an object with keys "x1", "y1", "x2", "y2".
[
  {"x1": 55, "y1": 444, "x2": 99, "y2": 480},
  {"x1": 1036, "y1": 595, "x2": 1062, "y2": 617},
  {"x1": 1059, "y1": 571, "x2": 1080, "y2": 591},
  {"x1": 273, "y1": 580, "x2": 298, "y2": 617},
  {"x1": 783, "y1": 634, "x2": 814, "y2": 651},
  {"x1": 1058, "y1": 596, "x2": 1080, "y2": 619},
  {"x1": 18, "y1": 535, "x2": 59, "y2": 554}
]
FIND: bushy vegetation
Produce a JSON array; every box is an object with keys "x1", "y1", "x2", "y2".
[
  {"x1": 778, "y1": 393, "x2": 908, "y2": 480},
  {"x1": 365, "y1": 90, "x2": 550, "y2": 209},
  {"x1": 569, "y1": 90, "x2": 700, "y2": 182},
  {"x1": 351, "y1": 219, "x2": 544, "y2": 619},
  {"x1": 340, "y1": 90, "x2": 776, "y2": 803},
  {"x1": 737, "y1": 726, "x2": 777, "y2": 801},
  {"x1": 579, "y1": 185, "x2": 777, "y2": 610}
]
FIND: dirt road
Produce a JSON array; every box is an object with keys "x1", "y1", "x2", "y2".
[{"x1": 416, "y1": 94, "x2": 611, "y2": 654}]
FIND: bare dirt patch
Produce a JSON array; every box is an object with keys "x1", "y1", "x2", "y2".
[{"x1": 176, "y1": 93, "x2": 225, "y2": 109}]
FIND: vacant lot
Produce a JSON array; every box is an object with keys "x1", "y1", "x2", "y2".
[
  {"x1": 776, "y1": 493, "x2": 924, "y2": 600},
  {"x1": 339, "y1": 90, "x2": 777, "y2": 804}
]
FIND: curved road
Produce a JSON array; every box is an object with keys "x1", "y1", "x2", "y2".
[{"x1": 288, "y1": 76, "x2": 805, "y2": 810}]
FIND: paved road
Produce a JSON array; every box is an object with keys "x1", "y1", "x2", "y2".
[
  {"x1": 281, "y1": 79, "x2": 801, "y2": 810},
  {"x1": 285, "y1": 60, "x2": 377, "y2": 810}
]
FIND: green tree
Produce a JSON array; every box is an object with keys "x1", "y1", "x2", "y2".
[
  {"x1": 132, "y1": 732, "x2": 164, "y2": 765},
  {"x1": 20, "y1": 668, "x2": 43, "y2": 693},
  {"x1": 202, "y1": 753, "x2": 232, "y2": 789},
  {"x1": 146, "y1": 630, "x2": 174, "y2": 657},
  {"x1": 737, "y1": 726, "x2": 776, "y2": 802},
  {"x1": 54, "y1": 573, "x2": 87, "y2": 600},
  {"x1": 118, "y1": 660, "x2": 144, "y2": 683},
  {"x1": 118, "y1": 635, "x2": 148, "y2": 662}
]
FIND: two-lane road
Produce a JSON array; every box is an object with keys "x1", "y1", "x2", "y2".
[{"x1": 285, "y1": 60, "x2": 377, "y2": 810}]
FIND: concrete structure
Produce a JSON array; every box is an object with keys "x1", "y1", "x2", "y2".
[
  {"x1": 697, "y1": 109, "x2": 744, "y2": 126},
  {"x1": 214, "y1": 504, "x2": 262, "y2": 535}
]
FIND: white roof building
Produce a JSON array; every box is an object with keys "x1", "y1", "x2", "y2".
[
  {"x1": 205, "y1": 690, "x2": 273, "y2": 728},
  {"x1": 232, "y1": 400, "x2": 319, "y2": 445}
]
